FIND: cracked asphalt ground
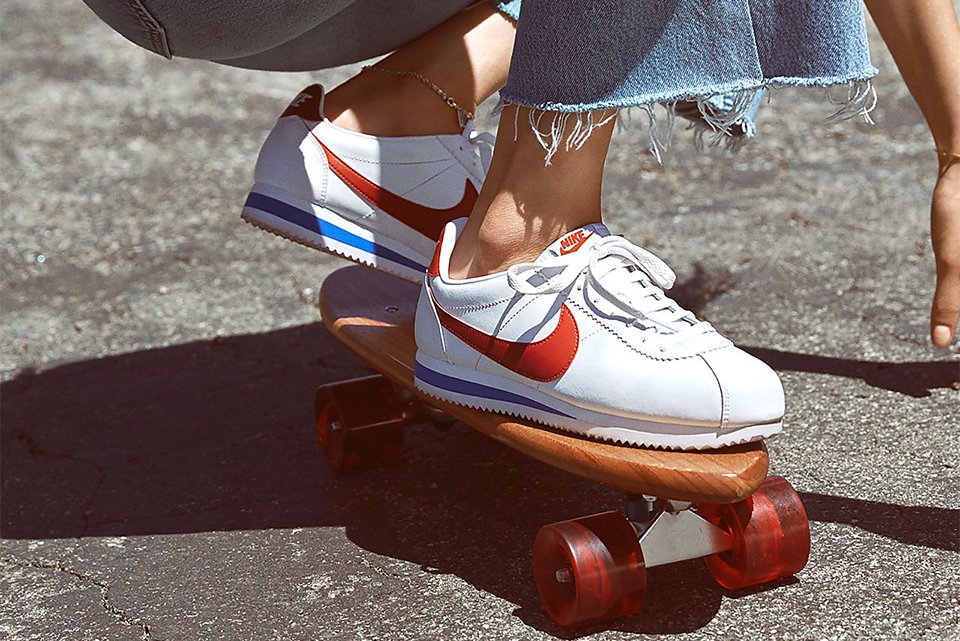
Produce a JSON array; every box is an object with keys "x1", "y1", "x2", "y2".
[{"x1": 2, "y1": 1, "x2": 958, "y2": 639}]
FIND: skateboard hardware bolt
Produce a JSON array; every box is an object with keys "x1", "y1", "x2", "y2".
[
  {"x1": 663, "y1": 499, "x2": 693, "y2": 514},
  {"x1": 626, "y1": 494, "x2": 659, "y2": 523},
  {"x1": 554, "y1": 567, "x2": 573, "y2": 583},
  {"x1": 385, "y1": 305, "x2": 399, "y2": 313}
]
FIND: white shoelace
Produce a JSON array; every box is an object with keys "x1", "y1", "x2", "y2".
[
  {"x1": 461, "y1": 121, "x2": 495, "y2": 174},
  {"x1": 506, "y1": 236, "x2": 715, "y2": 348}
]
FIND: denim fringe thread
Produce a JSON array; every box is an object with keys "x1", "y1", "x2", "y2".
[{"x1": 494, "y1": 78, "x2": 878, "y2": 165}]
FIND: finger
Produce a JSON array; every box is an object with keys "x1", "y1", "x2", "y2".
[
  {"x1": 930, "y1": 167, "x2": 960, "y2": 347},
  {"x1": 930, "y1": 263, "x2": 960, "y2": 347}
]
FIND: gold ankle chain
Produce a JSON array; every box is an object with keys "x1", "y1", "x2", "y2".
[{"x1": 362, "y1": 65, "x2": 474, "y2": 127}]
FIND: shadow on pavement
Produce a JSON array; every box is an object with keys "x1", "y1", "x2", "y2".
[
  {"x1": 2, "y1": 323, "x2": 956, "y2": 636},
  {"x1": 799, "y1": 493, "x2": 959, "y2": 552},
  {"x1": 744, "y1": 347, "x2": 959, "y2": 398},
  {"x1": 670, "y1": 262, "x2": 959, "y2": 399}
]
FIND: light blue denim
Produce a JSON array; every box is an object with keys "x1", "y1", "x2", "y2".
[
  {"x1": 499, "y1": 0, "x2": 876, "y2": 112},
  {"x1": 490, "y1": 0, "x2": 875, "y2": 160}
]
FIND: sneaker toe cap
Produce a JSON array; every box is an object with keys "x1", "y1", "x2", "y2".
[{"x1": 700, "y1": 346, "x2": 784, "y2": 427}]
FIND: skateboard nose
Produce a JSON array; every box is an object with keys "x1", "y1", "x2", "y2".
[{"x1": 700, "y1": 346, "x2": 785, "y2": 428}]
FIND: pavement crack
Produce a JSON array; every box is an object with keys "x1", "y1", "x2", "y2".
[{"x1": 0, "y1": 556, "x2": 161, "y2": 641}]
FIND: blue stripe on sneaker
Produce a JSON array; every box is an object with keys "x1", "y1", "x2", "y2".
[
  {"x1": 415, "y1": 360, "x2": 574, "y2": 419},
  {"x1": 245, "y1": 192, "x2": 427, "y2": 273}
]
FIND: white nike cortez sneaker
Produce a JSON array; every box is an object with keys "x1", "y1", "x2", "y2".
[
  {"x1": 414, "y1": 220, "x2": 785, "y2": 450},
  {"x1": 242, "y1": 84, "x2": 492, "y2": 282}
]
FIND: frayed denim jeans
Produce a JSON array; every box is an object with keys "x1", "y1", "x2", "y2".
[
  {"x1": 496, "y1": 0, "x2": 876, "y2": 161},
  {"x1": 499, "y1": 0, "x2": 874, "y2": 111}
]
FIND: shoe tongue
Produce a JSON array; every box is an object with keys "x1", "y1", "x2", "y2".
[{"x1": 537, "y1": 223, "x2": 610, "y2": 263}]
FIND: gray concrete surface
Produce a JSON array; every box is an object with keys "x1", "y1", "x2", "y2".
[{"x1": 1, "y1": 1, "x2": 958, "y2": 640}]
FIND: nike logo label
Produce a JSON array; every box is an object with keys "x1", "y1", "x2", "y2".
[
  {"x1": 428, "y1": 286, "x2": 579, "y2": 382},
  {"x1": 311, "y1": 133, "x2": 477, "y2": 241},
  {"x1": 282, "y1": 84, "x2": 324, "y2": 121},
  {"x1": 559, "y1": 230, "x2": 594, "y2": 255}
]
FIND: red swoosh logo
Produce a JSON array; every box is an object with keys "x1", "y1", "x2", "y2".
[
  {"x1": 310, "y1": 132, "x2": 477, "y2": 241},
  {"x1": 559, "y1": 230, "x2": 594, "y2": 255},
  {"x1": 428, "y1": 286, "x2": 578, "y2": 382}
]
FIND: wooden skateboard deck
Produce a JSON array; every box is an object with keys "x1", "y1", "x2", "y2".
[{"x1": 319, "y1": 265, "x2": 769, "y2": 504}]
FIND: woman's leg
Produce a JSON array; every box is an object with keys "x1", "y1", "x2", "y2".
[
  {"x1": 239, "y1": 4, "x2": 516, "y2": 280},
  {"x1": 449, "y1": 105, "x2": 614, "y2": 278},
  {"x1": 323, "y1": 3, "x2": 516, "y2": 137},
  {"x1": 81, "y1": 0, "x2": 516, "y2": 136},
  {"x1": 450, "y1": 0, "x2": 877, "y2": 280}
]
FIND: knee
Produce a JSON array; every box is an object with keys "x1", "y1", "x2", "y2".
[
  {"x1": 81, "y1": 0, "x2": 172, "y2": 58},
  {"x1": 80, "y1": 0, "x2": 342, "y2": 62}
]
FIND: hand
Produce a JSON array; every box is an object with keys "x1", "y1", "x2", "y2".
[{"x1": 930, "y1": 154, "x2": 960, "y2": 347}]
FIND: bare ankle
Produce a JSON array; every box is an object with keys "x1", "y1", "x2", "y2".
[
  {"x1": 325, "y1": 68, "x2": 464, "y2": 137},
  {"x1": 448, "y1": 226, "x2": 535, "y2": 279},
  {"x1": 448, "y1": 201, "x2": 601, "y2": 280},
  {"x1": 445, "y1": 102, "x2": 613, "y2": 280}
]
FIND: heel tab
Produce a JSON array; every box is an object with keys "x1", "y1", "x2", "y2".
[
  {"x1": 427, "y1": 228, "x2": 445, "y2": 278},
  {"x1": 281, "y1": 84, "x2": 325, "y2": 121},
  {"x1": 428, "y1": 218, "x2": 467, "y2": 280}
]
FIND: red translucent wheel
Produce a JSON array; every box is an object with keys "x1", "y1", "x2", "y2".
[
  {"x1": 699, "y1": 475, "x2": 810, "y2": 589},
  {"x1": 313, "y1": 379, "x2": 406, "y2": 472},
  {"x1": 533, "y1": 511, "x2": 646, "y2": 627}
]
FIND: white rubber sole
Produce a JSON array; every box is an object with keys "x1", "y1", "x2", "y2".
[
  {"x1": 241, "y1": 182, "x2": 430, "y2": 283},
  {"x1": 414, "y1": 352, "x2": 782, "y2": 451}
]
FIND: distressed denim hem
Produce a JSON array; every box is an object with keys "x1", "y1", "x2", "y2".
[
  {"x1": 489, "y1": 0, "x2": 521, "y2": 22},
  {"x1": 498, "y1": 71, "x2": 879, "y2": 164}
]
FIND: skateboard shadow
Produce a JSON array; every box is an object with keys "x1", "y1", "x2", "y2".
[
  {"x1": 0, "y1": 322, "x2": 722, "y2": 634},
  {"x1": 798, "y1": 493, "x2": 959, "y2": 552},
  {"x1": 1, "y1": 323, "x2": 957, "y2": 636}
]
